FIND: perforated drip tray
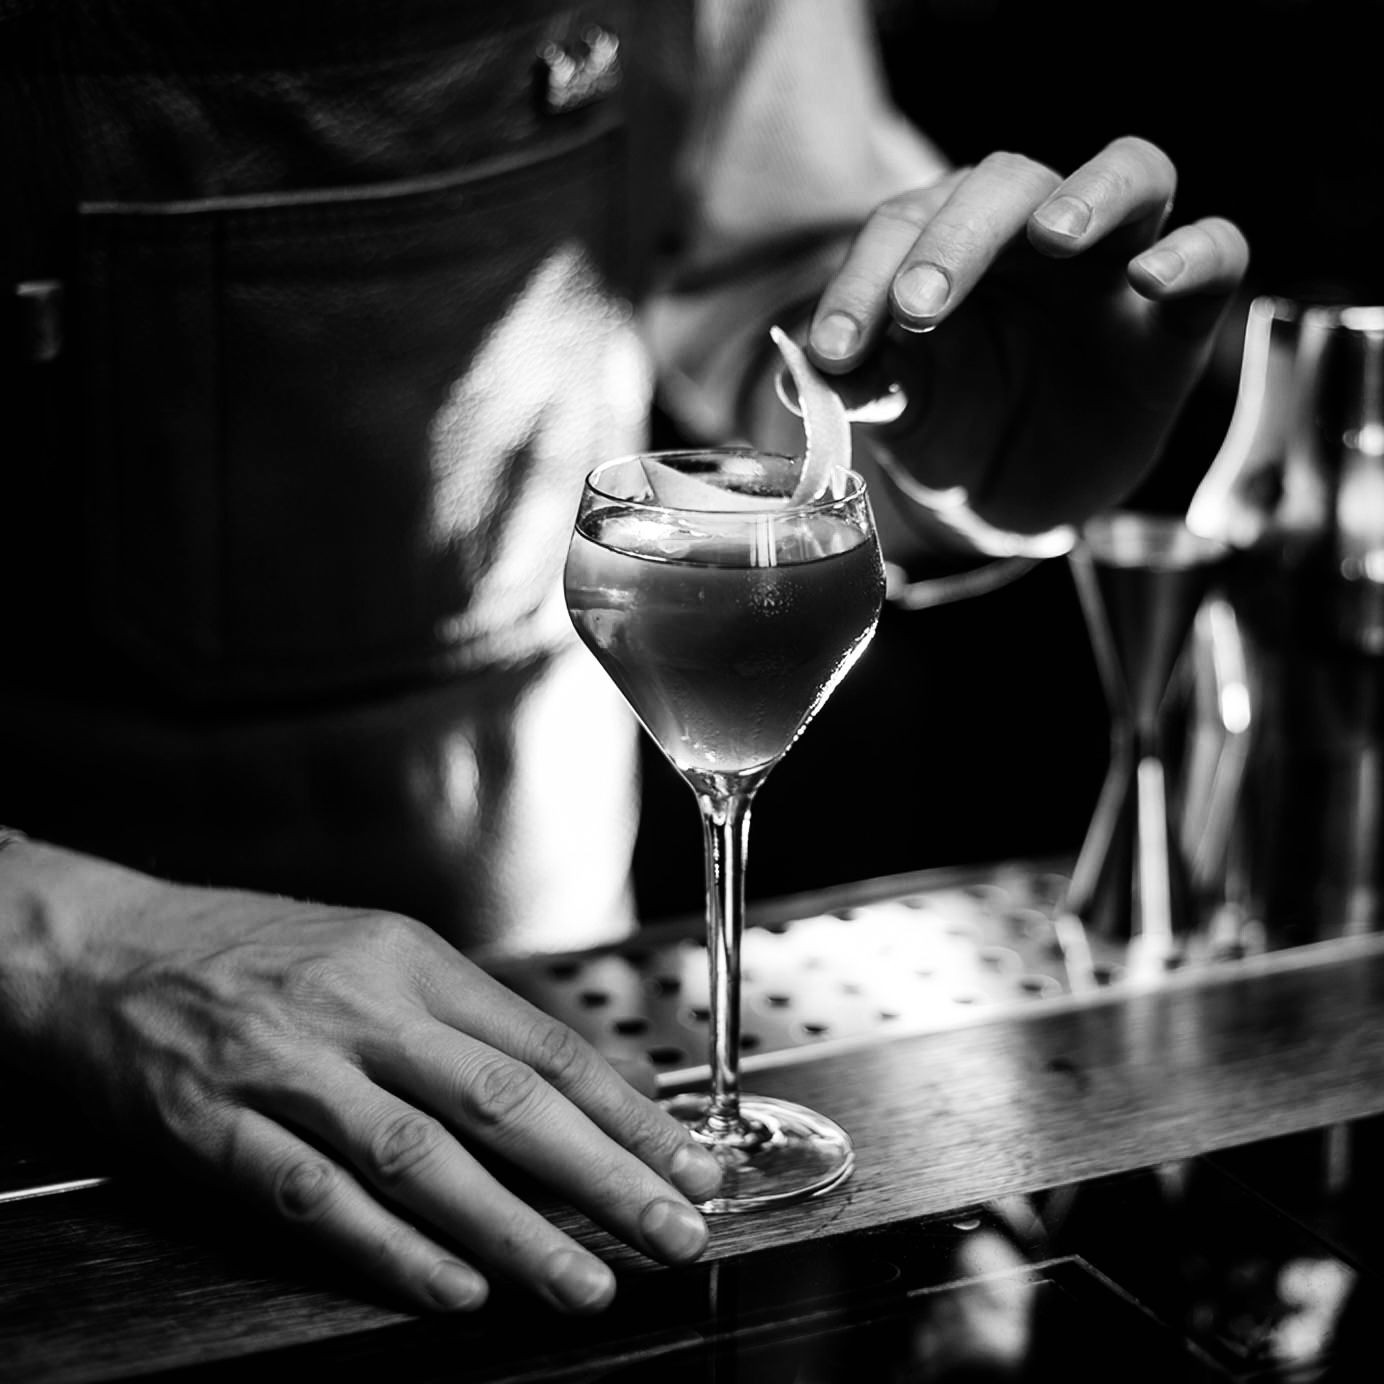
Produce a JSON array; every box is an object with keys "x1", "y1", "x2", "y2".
[{"x1": 486, "y1": 859, "x2": 1151, "y2": 1078}]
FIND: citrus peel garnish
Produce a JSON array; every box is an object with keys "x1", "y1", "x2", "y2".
[
  {"x1": 639, "y1": 457, "x2": 785, "y2": 511},
  {"x1": 769, "y1": 324, "x2": 850, "y2": 504}
]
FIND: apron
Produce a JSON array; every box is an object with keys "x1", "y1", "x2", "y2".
[{"x1": 0, "y1": 0, "x2": 693, "y2": 953}]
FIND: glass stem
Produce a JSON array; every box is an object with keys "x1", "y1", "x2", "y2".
[{"x1": 696, "y1": 789, "x2": 753, "y2": 1136}]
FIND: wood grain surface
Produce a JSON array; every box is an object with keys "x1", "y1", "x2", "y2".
[{"x1": 5, "y1": 933, "x2": 1384, "y2": 1383}]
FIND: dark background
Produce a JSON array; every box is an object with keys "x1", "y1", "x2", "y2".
[{"x1": 632, "y1": 0, "x2": 1384, "y2": 923}]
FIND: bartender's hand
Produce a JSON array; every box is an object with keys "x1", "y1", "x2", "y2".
[
  {"x1": 0, "y1": 838, "x2": 721, "y2": 1315},
  {"x1": 806, "y1": 134, "x2": 1250, "y2": 532}
]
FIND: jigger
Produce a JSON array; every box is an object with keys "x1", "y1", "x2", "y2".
[{"x1": 1066, "y1": 513, "x2": 1230, "y2": 970}]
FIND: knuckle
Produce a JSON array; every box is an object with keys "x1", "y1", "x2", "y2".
[
  {"x1": 1107, "y1": 134, "x2": 1176, "y2": 193},
  {"x1": 1199, "y1": 215, "x2": 1244, "y2": 251},
  {"x1": 152, "y1": 1065, "x2": 218, "y2": 1143},
  {"x1": 1114, "y1": 132, "x2": 1172, "y2": 167},
  {"x1": 280, "y1": 912, "x2": 423, "y2": 1001},
  {"x1": 484, "y1": 1206, "x2": 549, "y2": 1266},
  {"x1": 873, "y1": 189, "x2": 931, "y2": 229},
  {"x1": 579, "y1": 1149, "x2": 643, "y2": 1208},
  {"x1": 915, "y1": 220, "x2": 986, "y2": 271},
  {"x1": 1182, "y1": 222, "x2": 1220, "y2": 258},
  {"x1": 1079, "y1": 164, "x2": 1131, "y2": 208},
  {"x1": 338, "y1": 912, "x2": 426, "y2": 978},
  {"x1": 979, "y1": 149, "x2": 1056, "y2": 188},
  {"x1": 627, "y1": 1111, "x2": 692, "y2": 1169},
  {"x1": 274, "y1": 1154, "x2": 339, "y2": 1224},
  {"x1": 462, "y1": 1054, "x2": 543, "y2": 1129},
  {"x1": 527, "y1": 1019, "x2": 590, "y2": 1088},
  {"x1": 280, "y1": 949, "x2": 350, "y2": 1003},
  {"x1": 364, "y1": 1110, "x2": 448, "y2": 1187},
  {"x1": 378, "y1": 1224, "x2": 449, "y2": 1291},
  {"x1": 820, "y1": 269, "x2": 885, "y2": 316},
  {"x1": 1160, "y1": 220, "x2": 1224, "y2": 270},
  {"x1": 390, "y1": 1013, "x2": 440, "y2": 1066},
  {"x1": 977, "y1": 148, "x2": 1022, "y2": 175},
  {"x1": 365, "y1": 912, "x2": 426, "y2": 957}
]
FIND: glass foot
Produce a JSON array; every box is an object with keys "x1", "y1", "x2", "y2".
[{"x1": 662, "y1": 1092, "x2": 854, "y2": 1213}]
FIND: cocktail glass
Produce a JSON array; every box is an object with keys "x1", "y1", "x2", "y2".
[{"x1": 564, "y1": 448, "x2": 886, "y2": 1210}]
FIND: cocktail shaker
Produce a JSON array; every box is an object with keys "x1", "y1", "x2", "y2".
[{"x1": 1185, "y1": 297, "x2": 1384, "y2": 945}]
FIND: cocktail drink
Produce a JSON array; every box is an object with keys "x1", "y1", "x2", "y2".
[{"x1": 565, "y1": 448, "x2": 885, "y2": 1210}]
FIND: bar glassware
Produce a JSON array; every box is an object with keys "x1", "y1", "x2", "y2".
[
  {"x1": 564, "y1": 448, "x2": 885, "y2": 1209},
  {"x1": 1066, "y1": 513, "x2": 1229, "y2": 970}
]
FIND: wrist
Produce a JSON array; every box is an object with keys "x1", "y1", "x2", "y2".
[{"x1": 0, "y1": 834, "x2": 154, "y2": 1055}]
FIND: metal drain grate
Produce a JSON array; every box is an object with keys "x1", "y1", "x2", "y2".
[{"x1": 488, "y1": 863, "x2": 1134, "y2": 1074}]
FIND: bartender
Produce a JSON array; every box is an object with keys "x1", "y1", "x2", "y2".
[{"x1": 0, "y1": 0, "x2": 1247, "y2": 1316}]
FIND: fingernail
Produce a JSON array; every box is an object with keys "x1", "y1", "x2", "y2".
[
  {"x1": 811, "y1": 312, "x2": 859, "y2": 360},
  {"x1": 1133, "y1": 247, "x2": 1186, "y2": 286},
  {"x1": 1033, "y1": 195, "x2": 1092, "y2": 239},
  {"x1": 641, "y1": 1198, "x2": 709, "y2": 1263},
  {"x1": 670, "y1": 1142, "x2": 722, "y2": 1202},
  {"x1": 546, "y1": 1250, "x2": 615, "y2": 1314},
  {"x1": 893, "y1": 264, "x2": 950, "y2": 320},
  {"x1": 426, "y1": 1260, "x2": 488, "y2": 1311}
]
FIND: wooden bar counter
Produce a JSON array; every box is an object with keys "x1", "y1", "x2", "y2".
[{"x1": 5, "y1": 861, "x2": 1384, "y2": 1382}]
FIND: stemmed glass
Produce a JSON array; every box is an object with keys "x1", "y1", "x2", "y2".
[{"x1": 564, "y1": 447, "x2": 886, "y2": 1210}]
